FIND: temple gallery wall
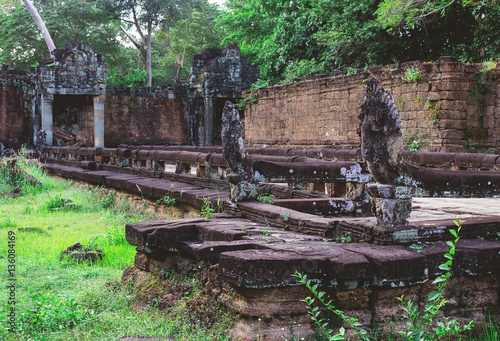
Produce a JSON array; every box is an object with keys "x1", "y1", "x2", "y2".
[
  {"x1": 0, "y1": 42, "x2": 258, "y2": 148},
  {"x1": 1, "y1": 44, "x2": 499, "y2": 152},
  {"x1": 244, "y1": 58, "x2": 500, "y2": 153}
]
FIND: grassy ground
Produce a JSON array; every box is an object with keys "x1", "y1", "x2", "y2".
[{"x1": 0, "y1": 153, "x2": 234, "y2": 341}]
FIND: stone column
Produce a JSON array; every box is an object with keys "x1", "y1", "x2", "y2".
[
  {"x1": 41, "y1": 94, "x2": 54, "y2": 145},
  {"x1": 93, "y1": 95, "x2": 105, "y2": 147},
  {"x1": 366, "y1": 184, "x2": 414, "y2": 227},
  {"x1": 204, "y1": 95, "x2": 214, "y2": 146}
]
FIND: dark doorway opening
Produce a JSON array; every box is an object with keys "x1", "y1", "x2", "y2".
[{"x1": 53, "y1": 95, "x2": 94, "y2": 144}]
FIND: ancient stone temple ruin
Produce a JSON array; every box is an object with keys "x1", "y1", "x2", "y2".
[
  {"x1": 0, "y1": 42, "x2": 259, "y2": 148},
  {"x1": 2, "y1": 41, "x2": 500, "y2": 339},
  {"x1": 31, "y1": 42, "x2": 107, "y2": 147},
  {"x1": 189, "y1": 43, "x2": 260, "y2": 145}
]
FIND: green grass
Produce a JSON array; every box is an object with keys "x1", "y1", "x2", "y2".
[{"x1": 0, "y1": 152, "x2": 234, "y2": 340}]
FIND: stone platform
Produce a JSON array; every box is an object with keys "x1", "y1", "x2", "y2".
[{"x1": 42, "y1": 161, "x2": 500, "y2": 340}]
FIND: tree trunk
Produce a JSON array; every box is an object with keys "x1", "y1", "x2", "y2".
[
  {"x1": 22, "y1": 0, "x2": 56, "y2": 59},
  {"x1": 146, "y1": 21, "x2": 152, "y2": 87},
  {"x1": 120, "y1": 25, "x2": 147, "y2": 65}
]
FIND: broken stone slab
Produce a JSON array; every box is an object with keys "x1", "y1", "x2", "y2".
[
  {"x1": 125, "y1": 218, "x2": 206, "y2": 253},
  {"x1": 337, "y1": 216, "x2": 500, "y2": 245},
  {"x1": 60, "y1": 243, "x2": 103, "y2": 263},
  {"x1": 251, "y1": 160, "x2": 368, "y2": 183},
  {"x1": 273, "y1": 198, "x2": 372, "y2": 217}
]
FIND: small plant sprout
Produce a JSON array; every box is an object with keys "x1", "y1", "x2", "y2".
[
  {"x1": 398, "y1": 220, "x2": 473, "y2": 340},
  {"x1": 403, "y1": 66, "x2": 422, "y2": 82},
  {"x1": 156, "y1": 184, "x2": 176, "y2": 207},
  {"x1": 200, "y1": 197, "x2": 216, "y2": 219},
  {"x1": 262, "y1": 226, "x2": 271, "y2": 236},
  {"x1": 331, "y1": 235, "x2": 352, "y2": 245},
  {"x1": 258, "y1": 193, "x2": 275, "y2": 204},
  {"x1": 293, "y1": 272, "x2": 370, "y2": 340}
]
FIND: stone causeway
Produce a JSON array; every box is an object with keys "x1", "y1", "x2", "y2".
[{"x1": 40, "y1": 144, "x2": 500, "y2": 340}]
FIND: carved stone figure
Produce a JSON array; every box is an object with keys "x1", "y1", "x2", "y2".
[
  {"x1": 221, "y1": 101, "x2": 245, "y2": 175},
  {"x1": 358, "y1": 77, "x2": 403, "y2": 184},
  {"x1": 221, "y1": 101, "x2": 258, "y2": 202},
  {"x1": 359, "y1": 77, "x2": 413, "y2": 227}
]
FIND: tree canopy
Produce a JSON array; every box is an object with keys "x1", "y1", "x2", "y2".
[
  {"x1": 0, "y1": 0, "x2": 498, "y2": 85},
  {"x1": 0, "y1": 0, "x2": 128, "y2": 70},
  {"x1": 220, "y1": 0, "x2": 499, "y2": 82}
]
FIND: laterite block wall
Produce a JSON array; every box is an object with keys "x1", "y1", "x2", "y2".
[
  {"x1": 104, "y1": 86, "x2": 190, "y2": 147},
  {"x1": 0, "y1": 77, "x2": 31, "y2": 146},
  {"x1": 244, "y1": 60, "x2": 500, "y2": 153}
]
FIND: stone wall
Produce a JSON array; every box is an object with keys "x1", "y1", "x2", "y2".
[
  {"x1": 104, "y1": 86, "x2": 191, "y2": 147},
  {"x1": 0, "y1": 66, "x2": 31, "y2": 146},
  {"x1": 244, "y1": 58, "x2": 500, "y2": 153}
]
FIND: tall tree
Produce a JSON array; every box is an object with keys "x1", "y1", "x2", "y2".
[
  {"x1": 22, "y1": 0, "x2": 56, "y2": 58},
  {"x1": 98, "y1": 0, "x2": 180, "y2": 86},
  {"x1": 220, "y1": 0, "x2": 330, "y2": 81},
  {"x1": 155, "y1": 0, "x2": 222, "y2": 80}
]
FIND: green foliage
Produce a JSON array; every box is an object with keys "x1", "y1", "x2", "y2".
[
  {"x1": 107, "y1": 67, "x2": 178, "y2": 87},
  {"x1": 297, "y1": 221, "x2": 476, "y2": 340},
  {"x1": 156, "y1": 184, "x2": 176, "y2": 207},
  {"x1": 156, "y1": 193, "x2": 176, "y2": 207},
  {"x1": 403, "y1": 66, "x2": 422, "y2": 82},
  {"x1": 398, "y1": 220, "x2": 473, "y2": 340},
  {"x1": 0, "y1": 217, "x2": 16, "y2": 229},
  {"x1": 257, "y1": 193, "x2": 275, "y2": 204},
  {"x1": 408, "y1": 140, "x2": 421, "y2": 152},
  {"x1": 480, "y1": 315, "x2": 500, "y2": 341},
  {"x1": 219, "y1": 0, "x2": 332, "y2": 81},
  {"x1": 221, "y1": 0, "x2": 499, "y2": 83},
  {"x1": 293, "y1": 272, "x2": 370, "y2": 340},
  {"x1": 100, "y1": 191, "x2": 116, "y2": 209},
  {"x1": 0, "y1": 147, "x2": 46, "y2": 196},
  {"x1": 0, "y1": 165, "x2": 234, "y2": 340},
  {"x1": 250, "y1": 79, "x2": 270, "y2": 90},
  {"x1": 200, "y1": 197, "x2": 220, "y2": 219},
  {"x1": 332, "y1": 235, "x2": 352, "y2": 245},
  {"x1": 0, "y1": 0, "x2": 125, "y2": 71},
  {"x1": 376, "y1": 0, "x2": 500, "y2": 61},
  {"x1": 471, "y1": 64, "x2": 497, "y2": 100},
  {"x1": 154, "y1": 0, "x2": 223, "y2": 81},
  {"x1": 283, "y1": 58, "x2": 324, "y2": 82},
  {"x1": 233, "y1": 99, "x2": 246, "y2": 111},
  {"x1": 262, "y1": 225, "x2": 271, "y2": 236},
  {"x1": 46, "y1": 195, "x2": 75, "y2": 211}
]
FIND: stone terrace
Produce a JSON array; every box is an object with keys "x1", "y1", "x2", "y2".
[{"x1": 40, "y1": 145, "x2": 500, "y2": 340}]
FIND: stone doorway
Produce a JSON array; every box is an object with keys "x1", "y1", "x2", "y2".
[{"x1": 53, "y1": 95, "x2": 94, "y2": 146}]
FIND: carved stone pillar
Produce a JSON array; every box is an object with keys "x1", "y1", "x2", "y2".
[
  {"x1": 93, "y1": 95, "x2": 105, "y2": 147},
  {"x1": 366, "y1": 184, "x2": 414, "y2": 227},
  {"x1": 221, "y1": 100, "x2": 258, "y2": 202},
  {"x1": 204, "y1": 95, "x2": 214, "y2": 146},
  {"x1": 41, "y1": 94, "x2": 54, "y2": 145}
]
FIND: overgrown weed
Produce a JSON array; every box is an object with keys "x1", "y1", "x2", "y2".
[{"x1": 0, "y1": 153, "x2": 234, "y2": 340}]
